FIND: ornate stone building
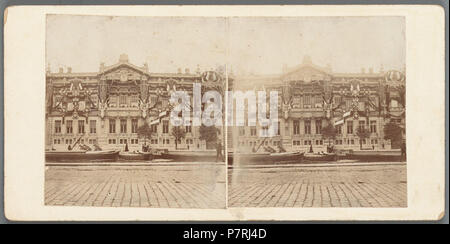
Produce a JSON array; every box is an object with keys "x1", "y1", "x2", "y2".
[
  {"x1": 228, "y1": 56, "x2": 405, "y2": 153},
  {"x1": 45, "y1": 54, "x2": 225, "y2": 151}
]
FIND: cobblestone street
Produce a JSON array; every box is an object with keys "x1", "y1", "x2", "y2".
[
  {"x1": 228, "y1": 163, "x2": 407, "y2": 208},
  {"x1": 45, "y1": 163, "x2": 226, "y2": 208}
]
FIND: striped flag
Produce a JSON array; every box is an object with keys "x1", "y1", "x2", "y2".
[
  {"x1": 149, "y1": 119, "x2": 160, "y2": 125},
  {"x1": 334, "y1": 119, "x2": 344, "y2": 126},
  {"x1": 343, "y1": 111, "x2": 351, "y2": 119}
]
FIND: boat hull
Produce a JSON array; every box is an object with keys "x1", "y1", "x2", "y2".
[
  {"x1": 303, "y1": 153, "x2": 337, "y2": 162},
  {"x1": 161, "y1": 151, "x2": 222, "y2": 162},
  {"x1": 45, "y1": 150, "x2": 119, "y2": 162},
  {"x1": 118, "y1": 152, "x2": 152, "y2": 161},
  {"x1": 228, "y1": 152, "x2": 304, "y2": 165}
]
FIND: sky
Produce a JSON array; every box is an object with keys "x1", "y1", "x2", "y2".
[{"x1": 46, "y1": 15, "x2": 405, "y2": 75}]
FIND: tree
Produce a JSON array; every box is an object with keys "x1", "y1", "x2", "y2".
[
  {"x1": 136, "y1": 122, "x2": 153, "y2": 146},
  {"x1": 199, "y1": 124, "x2": 219, "y2": 147},
  {"x1": 384, "y1": 121, "x2": 403, "y2": 148},
  {"x1": 356, "y1": 127, "x2": 370, "y2": 150},
  {"x1": 171, "y1": 126, "x2": 186, "y2": 150},
  {"x1": 321, "y1": 124, "x2": 338, "y2": 146}
]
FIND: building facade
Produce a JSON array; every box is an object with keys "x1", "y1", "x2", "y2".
[
  {"x1": 46, "y1": 55, "x2": 405, "y2": 153},
  {"x1": 45, "y1": 54, "x2": 225, "y2": 151},
  {"x1": 228, "y1": 56, "x2": 406, "y2": 153}
]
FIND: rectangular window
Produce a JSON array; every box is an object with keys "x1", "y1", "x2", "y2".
[
  {"x1": 359, "y1": 121, "x2": 365, "y2": 132},
  {"x1": 109, "y1": 96, "x2": 117, "y2": 108},
  {"x1": 337, "y1": 125, "x2": 342, "y2": 134},
  {"x1": 108, "y1": 139, "x2": 116, "y2": 144},
  {"x1": 119, "y1": 95, "x2": 127, "y2": 107},
  {"x1": 90, "y1": 120, "x2": 96, "y2": 133},
  {"x1": 151, "y1": 96, "x2": 158, "y2": 105},
  {"x1": 315, "y1": 120, "x2": 322, "y2": 134},
  {"x1": 370, "y1": 120, "x2": 377, "y2": 133},
  {"x1": 347, "y1": 121, "x2": 353, "y2": 134},
  {"x1": 66, "y1": 120, "x2": 73, "y2": 134},
  {"x1": 239, "y1": 127, "x2": 245, "y2": 136},
  {"x1": 130, "y1": 95, "x2": 139, "y2": 107},
  {"x1": 250, "y1": 127, "x2": 257, "y2": 136},
  {"x1": 334, "y1": 96, "x2": 342, "y2": 105},
  {"x1": 277, "y1": 121, "x2": 281, "y2": 135},
  {"x1": 304, "y1": 95, "x2": 311, "y2": 105},
  {"x1": 131, "y1": 119, "x2": 138, "y2": 133},
  {"x1": 304, "y1": 120, "x2": 311, "y2": 134},
  {"x1": 54, "y1": 120, "x2": 61, "y2": 133},
  {"x1": 293, "y1": 120, "x2": 300, "y2": 135},
  {"x1": 163, "y1": 121, "x2": 169, "y2": 134},
  {"x1": 78, "y1": 120, "x2": 85, "y2": 134},
  {"x1": 185, "y1": 125, "x2": 192, "y2": 133},
  {"x1": 120, "y1": 119, "x2": 127, "y2": 133},
  {"x1": 109, "y1": 119, "x2": 116, "y2": 133},
  {"x1": 151, "y1": 124, "x2": 158, "y2": 133}
]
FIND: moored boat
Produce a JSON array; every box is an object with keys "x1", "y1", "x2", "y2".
[
  {"x1": 228, "y1": 151, "x2": 304, "y2": 165},
  {"x1": 45, "y1": 150, "x2": 119, "y2": 162}
]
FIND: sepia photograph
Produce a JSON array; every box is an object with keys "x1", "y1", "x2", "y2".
[
  {"x1": 3, "y1": 5, "x2": 445, "y2": 222},
  {"x1": 44, "y1": 15, "x2": 227, "y2": 208},
  {"x1": 227, "y1": 17, "x2": 407, "y2": 208}
]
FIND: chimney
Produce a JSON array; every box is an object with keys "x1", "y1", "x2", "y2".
[
  {"x1": 100, "y1": 62, "x2": 105, "y2": 72},
  {"x1": 143, "y1": 63, "x2": 148, "y2": 72},
  {"x1": 379, "y1": 64, "x2": 384, "y2": 73},
  {"x1": 185, "y1": 68, "x2": 190, "y2": 74},
  {"x1": 67, "y1": 67, "x2": 72, "y2": 73},
  {"x1": 119, "y1": 54, "x2": 129, "y2": 63},
  {"x1": 59, "y1": 67, "x2": 63, "y2": 73},
  {"x1": 196, "y1": 64, "x2": 201, "y2": 74},
  {"x1": 177, "y1": 68, "x2": 182, "y2": 74}
]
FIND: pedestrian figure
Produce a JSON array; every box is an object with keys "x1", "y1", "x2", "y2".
[
  {"x1": 401, "y1": 142, "x2": 406, "y2": 160},
  {"x1": 216, "y1": 140, "x2": 223, "y2": 162},
  {"x1": 125, "y1": 142, "x2": 129, "y2": 152},
  {"x1": 67, "y1": 145, "x2": 72, "y2": 151}
]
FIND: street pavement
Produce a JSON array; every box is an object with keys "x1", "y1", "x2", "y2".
[
  {"x1": 45, "y1": 161, "x2": 407, "y2": 208},
  {"x1": 228, "y1": 162, "x2": 407, "y2": 208},
  {"x1": 45, "y1": 163, "x2": 226, "y2": 208}
]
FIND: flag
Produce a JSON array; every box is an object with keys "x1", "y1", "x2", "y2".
[
  {"x1": 159, "y1": 111, "x2": 167, "y2": 118},
  {"x1": 343, "y1": 111, "x2": 351, "y2": 118},
  {"x1": 150, "y1": 119, "x2": 160, "y2": 125},
  {"x1": 334, "y1": 119, "x2": 344, "y2": 126}
]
